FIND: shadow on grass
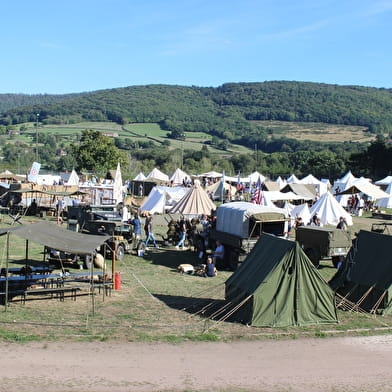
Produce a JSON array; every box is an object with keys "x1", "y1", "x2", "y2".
[
  {"x1": 155, "y1": 293, "x2": 239, "y2": 324},
  {"x1": 143, "y1": 247, "x2": 201, "y2": 270}
]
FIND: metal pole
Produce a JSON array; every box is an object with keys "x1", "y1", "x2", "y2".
[{"x1": 36, "y1": 113, "x2": 39, "y2": 161}]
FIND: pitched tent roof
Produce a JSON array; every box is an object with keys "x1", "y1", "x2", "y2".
[
  {"x1": 280, "y1": 183, "x2": 316, "y2": 200},
  {"x1": 225, "y1": 233, "x2": 338, "y2": 327},
  {"x1": 133, "y1": 172, "x2": 146, "y2": 181},
  {"x1": 169, "y1": 168, "x2": 190, "y2": 186},
  {"x1": 65, "y1": 169, "x2": 79, "y2": 186},
  {"x1": 140, "y1": 186, "x2": 189, "y2": 214},
  {"x1": 205, "y1": 180, "x2": 237, "y2": 200},
  {"x1": 169, "y1": 185, "x2": 216, "y2": 216},
  {"x1": 310, "y1": 191, "x2": 353, "y2": 226},
  {"x1": 376, "y1": 183, "x2": 392, "y2": 208},
  {"x1": 146, "y1": 168, "x2": 169, "y2": 182},
  {"x1": 247, "y1": 171, "x2": 266, "y2": 184},
  {"x1": 329, "y1": 230, "x2": 392, "y2": 315},
  {"x1": 337, "y1": 177, "x2": 388, "y2": 200},
  {"x1": 198, "y1": 170, "x2": 223, "y2": 178},
  {"x1": 286, "y1": 174, "x2": 300, "y2": 183},
  {"x1": 286, "y1": 202, "x2": 312, "y2": 225},
  {"x1": 0, "y1": 221, "x2": 107, "y2": 255},
  {"x1": 375, "y1": 175, "x2": 392, "y2": 186}
]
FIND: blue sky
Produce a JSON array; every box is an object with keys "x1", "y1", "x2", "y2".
[{"x1": 1, "y1": 0, "x2": 391, "y2": 94}]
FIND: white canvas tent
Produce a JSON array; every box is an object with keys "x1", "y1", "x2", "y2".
[
  {"x1": 169, "y1": 168, "x2": 190, "y2": 186},
  {"x1": 376, "y1": 183, "x2": 392, "y2": 208},
  {"x1": 286, "y1": 174, "x2": 300, "y2": 184},
  {"x1": 338, "y1": 177, "x2": 388, "y2": 200},
  {"x1": 146, "y1": 168, "x2": 169, "y2": 182},
  {"x1": 65, "y1": 169, "x2": 79, "y2": 186},
  {"x1": 140, "y1": 186, "x2": 189, "y2": 214},
  {"x1": 133, "y1": 172, "x2": 146, "y2": 181},
  {"x1": 310, "y1": 191, "x2": 352, "y2": 226},
  {"x1": 300, "y1": 174, "x2": 328, "y2": 196},
  {"x1": 264, "y1": 191, "x2": 312, "y2": 202},
  {"x1": 284, "y1": 202, "x2": 312, "y2": 226},
  {"x1": 276, "y1": 176, "x2": 287, "y2": 189},
  {"x1": 247, "y1": 171, "x2": 266, "y2": 184},
  {"x1": 205, "y1": 180, "x2": 237, "y2": 201},
  {"x1": 198, "y1": 171, "x2": 223, "y2": 179},
  {"x1": 113, "y1": 163, "x2": 123, "y2": 204},
  {"x1": 375, "y1": 175, "x2": 392, "y2": 186}
]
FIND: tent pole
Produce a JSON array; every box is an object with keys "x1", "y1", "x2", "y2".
[
  {"x1": 91, "y1": 252, "x2": 95, "y2": 316},
  {"x1": 4, "y1": 233, "x2": 10, "y2": 310}
]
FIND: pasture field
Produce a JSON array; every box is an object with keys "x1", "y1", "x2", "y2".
[
  {"x1": 253, "y1": 120, "x2": 375, "y2": 143},
  {"x1": 0, "y1": 212, "x2": 391, "y2": 343}
]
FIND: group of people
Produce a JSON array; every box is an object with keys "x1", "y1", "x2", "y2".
[
  {"x1": 128, "y1": 213, "x2": 158, "y2": 249},
  {"x1": 128, "y1": 211, "x2": 222, "y2": 277}
]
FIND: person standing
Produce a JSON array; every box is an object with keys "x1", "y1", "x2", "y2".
[
  {"x1": 55, "y1": 197, "x2": 64, "y2": 224},
  {"x1": 130, "y1": 213, "x2": 142, "y2": 243},
  {"x1": 175, "y1": 218, "x2": 187, "y2": 250},
  {"x1": 144, "y1": 216, "x2": 158, "y2": 248},
  {"x1": 336, "y1": 216, "x2": 348, "y2": 230}
]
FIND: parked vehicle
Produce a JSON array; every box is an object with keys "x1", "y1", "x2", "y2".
[
  {"x1": 295, "y1": 226, "x2": 352, "y2": 267},
  {"x1": 209, "y1": 202, "x2": 289, "y2": 269},
  {"x1": 67, "y1": 204, "x2": 133, "y2": 260},
  {"x1": 371, "y1": 222, "x2": 392, "y2": 235}
]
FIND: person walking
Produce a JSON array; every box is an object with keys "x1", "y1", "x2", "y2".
[
  {"x1": 144, "y1": 216, "x2": 158, "y2": 248},
  {"x1": 175, "y1": 218, "x2": 187, "y2": 250}
]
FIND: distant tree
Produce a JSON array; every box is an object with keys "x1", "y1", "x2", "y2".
[{"x1": 70, "y1": 130, "x2": 126, "y2": 176}]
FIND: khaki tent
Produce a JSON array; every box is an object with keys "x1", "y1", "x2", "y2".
[
  {"x1": 225, "y1": 233, "x2": 338, "y2": 327},
  {"x1": 169, "y1": 185, "x2": 216, "y2": 216},
  {"x1": 329, "y1": 230, "x2": 392, "y2": 315}
]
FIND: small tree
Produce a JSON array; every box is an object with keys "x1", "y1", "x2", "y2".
[{"x1": 70, "y1": 130, "x2": 126, "y2": 176}]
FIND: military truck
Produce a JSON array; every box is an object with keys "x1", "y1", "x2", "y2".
[
  {"x1": 67, "y1": 204, "x2": 133, "y2": 260},
  {"x1": 295, "y1": 226, "x2": 352, "y2": 267},
  {"x1": 209, "y1": 201, "x2": 289, "y2": 269},
  {"x1": 371, "y1": 222, "x2": 392, "y2": 235}
]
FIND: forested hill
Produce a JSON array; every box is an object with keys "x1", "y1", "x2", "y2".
[
  {"x1": 2, "y1": 81, "x2": 392, "y2": 137},
  {"x1": 0, "y1": 92, "x2": 87, "y2": 114}
]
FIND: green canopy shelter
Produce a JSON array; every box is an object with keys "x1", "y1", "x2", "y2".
[
  {"x1": 225, "y1": 233, "x2": 338, "y2": 327},
  {"x1": 329, "y1": 230, "x2": 392, "y2": 315}
]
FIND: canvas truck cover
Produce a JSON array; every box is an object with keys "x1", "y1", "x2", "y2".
[
  {"x1": 215, "y1": 202, "x2": 287, "y2": 239},
  {"x1": 296, "y1": 226, "x2": 352, "y2": 250}
]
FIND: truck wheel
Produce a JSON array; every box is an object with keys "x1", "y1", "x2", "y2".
[
  {"x1": 332, "y1": 256, "x2": 342, "y2": 268},
  {"x1": 304, "y1": 248, "x2": 320, "y2": 268},
  {"x1": 116, "y1": 244, "x2": 125, "y2": 261},
  {"x1": 228, "y1": 250, "x2": 239, "y2": 271}
]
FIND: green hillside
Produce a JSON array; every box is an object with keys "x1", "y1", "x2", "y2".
[
  {"x1": 1, "y1": 82, "x2": 391, "y2": 179},
  {"x1": 2, "y1": 82, "x2": 392, "y2": 141}
]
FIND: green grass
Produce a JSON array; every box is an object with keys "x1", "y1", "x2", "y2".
[{"x1": 0, "y1": 213, "x2": 391, "y2": 343}]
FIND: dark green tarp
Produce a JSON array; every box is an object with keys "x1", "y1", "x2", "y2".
[
  {"x1": 225, "y1": 233, "x2": 338, "y2": 327},
  {"x1": 0, "y1": 221, "x2": 107, "y2": 255},
  {"x1": 329, "y1": 230, "x2": 392, "y2": 315}
]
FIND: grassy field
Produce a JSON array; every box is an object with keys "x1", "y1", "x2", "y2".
[
  {"x1": 253, "y1": 120, "x2": 375, "y2": 143},
  {"x1": 0, "y1": 212, "x2": 391, "y2": 343}
]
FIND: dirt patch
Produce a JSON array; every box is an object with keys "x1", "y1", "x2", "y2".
[{"x1": 1, "y1": 335, "x2": 391, "y2": 392}]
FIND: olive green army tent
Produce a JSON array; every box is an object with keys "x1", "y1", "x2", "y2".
[
  {"x1": 225, "y1": 233, "x2": 338, "y2": 327},
  {"x1": 329, "y1": 230, "x2": 392, "y2": 315}
]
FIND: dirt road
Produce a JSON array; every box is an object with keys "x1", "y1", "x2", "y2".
[{"x1": 1, "y1": 335, "x2": 391, "y2": 392}]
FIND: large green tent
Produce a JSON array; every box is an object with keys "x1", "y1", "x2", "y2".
[
  {"x1": 225, "y1": 233, "x2": 338, "y2": 327},
  {"x1": 329, "y1": 230, "x2": 392, "y2": 315}
]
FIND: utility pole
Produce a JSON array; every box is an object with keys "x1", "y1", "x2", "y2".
[{"x1": 35, "y1": 113, "x2": 40, "y2": 161}]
